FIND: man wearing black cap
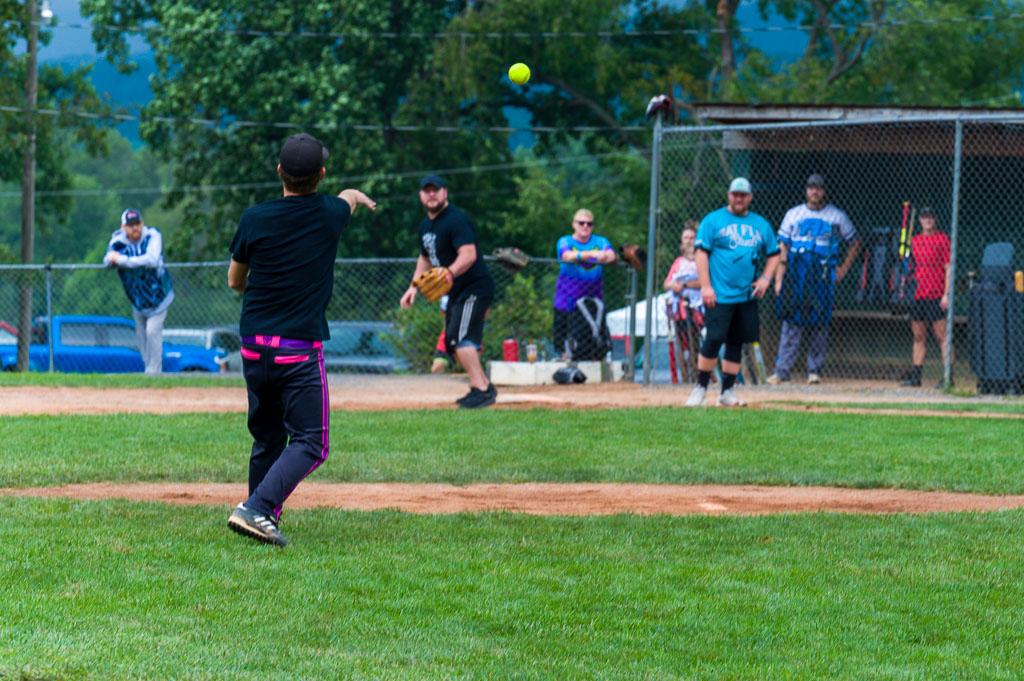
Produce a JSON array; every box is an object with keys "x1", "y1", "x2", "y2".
[
  {"x1": 104, "y1": 208, "x2": 174, "y2": 374},
  {"x1": 225, "y1": 132, "x2": 376, "y2": 547},
  {"x1": 400, "y1": 175, "x2": 497, "y2": 408},
  {"x1": 768, "y1": 173, "x2": 860, "y2": 385}
]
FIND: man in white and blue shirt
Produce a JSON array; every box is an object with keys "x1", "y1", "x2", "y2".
[
  {"x1": 768, "y1": 174, "x2": 860, "y2": 385},
  {"x1": 687, "y1": 177, "x2": 780, "y2": 407},
  {"x1": 104, "y1": 208, "x2": 174, "y2": 374}
]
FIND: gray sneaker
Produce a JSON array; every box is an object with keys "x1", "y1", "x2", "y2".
[
  {"x1": 717, "y1": 388, "x2": 745, "y2": 407},
  {"x1": 228, "y1": 503, "x2": 288, "y2": 547},
  {"x1": 686, "y1": 385, "x2": 707, "y2": 406}
]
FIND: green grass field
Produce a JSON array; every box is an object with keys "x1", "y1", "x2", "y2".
[
  {"x1": 773, "y1": 400, "x2": 1024, "y2": 415},
  {"x1": 3, "y1": 406, "x2": 1022, "y2": 680}
]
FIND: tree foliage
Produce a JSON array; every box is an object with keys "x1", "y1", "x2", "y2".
[
  {"x1": 0, "y1": 0, "x2": 112, "y2": 261},
  {"x1": 77, "y1": 0, "x2": 718, "y2": 260},
  {"x1": 59, "y1": 0, "x2": 1024, "y2": 266},
  {"x1": 729, "y1": 0, "x2": 1024, "y2": 106}
]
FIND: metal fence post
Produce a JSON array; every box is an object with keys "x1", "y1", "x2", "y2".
[
  {"x1": 626, "y1": 267, "x2": 638, "y2": 380},
  {"x1": 45, "y1": 264, "x2": 53, "y2": 372},
  {"x1": 642, "y1": 114, "x2": 663, "y2": 386},
  {"x1": 943, "y1": 118, "x2": 963, "y2": 388}
]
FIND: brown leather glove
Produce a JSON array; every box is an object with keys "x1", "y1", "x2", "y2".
[{"x1": 413, "y1": 267, "x2": 453, "y2": 303}]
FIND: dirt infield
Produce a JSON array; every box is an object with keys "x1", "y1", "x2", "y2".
[
  {"x1": 5, "y1": 375, "x2": 1021, "y2": 516},
  {"x1": 1, "y1": 374, "x2": 1019, "y2": 417},
  {"x1": 6, "y1": 482, "x2": 1024, "y2": 516}
]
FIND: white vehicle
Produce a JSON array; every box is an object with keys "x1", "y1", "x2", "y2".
[{"x1": 162, "y1": 326, "x2": 242, "y2": 372}]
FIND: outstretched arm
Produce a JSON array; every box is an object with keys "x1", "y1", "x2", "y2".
[{"x1": 338, "y1": 189, "x2": 377, "y2": 214}]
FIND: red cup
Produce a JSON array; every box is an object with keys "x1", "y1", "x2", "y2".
[{"x1": 503, "y1": 338, "x2": 519, "y2": 362}]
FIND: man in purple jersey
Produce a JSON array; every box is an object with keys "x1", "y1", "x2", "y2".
[
  {"x1": 552, "y1": 209, "x2": 616, "y2": 359},
  {"x1": 226, "y1": 132, "x2": 375, "y2": 547}
]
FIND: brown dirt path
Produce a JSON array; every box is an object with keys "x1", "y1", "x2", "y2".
[
  {"x1": 5, "y1": 482, "x2": 1024, "y2": 516},
  {"x1": 1, "y1": 375, "x2": 1019, "y2": 417}
]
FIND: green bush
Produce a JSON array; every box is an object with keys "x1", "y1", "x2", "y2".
[
  {"x1": 385, "y1": 301, "x2": 444, "y2": 372},
  {"x1": 483, "y1": 274, "x2": 553, "y2": 362}
]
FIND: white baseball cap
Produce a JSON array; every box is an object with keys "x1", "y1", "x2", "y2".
[{"x1": 728, "y1": 177, "x2": 752, "y2": 194}]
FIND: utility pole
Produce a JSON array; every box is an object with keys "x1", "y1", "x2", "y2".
[{"x1": 16, "y1": 0, "x2": 40, "y2": 371}]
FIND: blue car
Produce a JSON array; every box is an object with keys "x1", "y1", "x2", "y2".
[{"x1": 0, "y1": 315, "x2": 224, "y2": 373}]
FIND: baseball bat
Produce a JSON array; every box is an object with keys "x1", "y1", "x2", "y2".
[
  {"x1": 898, "y1": 201, "x2": 910, "y2": 261},
  {"x1": 666, "y1": 319, "x2": 679, "y2": 384},
  {"x1": 906, "y1": 204, "x2": 917, "y2": 265}
]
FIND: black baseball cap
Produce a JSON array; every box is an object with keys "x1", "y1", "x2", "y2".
[
  {"x1": 279, "y1": 133, "x2": 328, "y2": 176},
  {"x1": 420, "y1": 174, "x2": 446, "y2": 190},
  {"x1": 919, "y1": 205, "x2": 936, "y2": 217},
  {"x1": 121, "y1": 209, "x2": 142, "y2": 225},
  {"x1": 806, "y1": 173, "x2": 825, "y2": 187}
]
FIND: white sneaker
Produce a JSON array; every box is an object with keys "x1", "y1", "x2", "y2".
[
  {"x1": 766, "y1": 373, "x2": 784, "y2": 385},
  {"x1": 807, "y1": 373, "x2": 821, "y2": 385},
  {"x1": 717, "y1": 388, "x2": 745, "y2": 407},
  {"x1": 686, "y1": 385, "x2": 707, "y2": 407}
]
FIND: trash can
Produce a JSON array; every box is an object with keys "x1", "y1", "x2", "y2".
[{"x1": 968, "y1": 242, "x2": 1024, "y2": 394}]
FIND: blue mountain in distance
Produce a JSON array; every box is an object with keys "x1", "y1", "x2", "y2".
[{"x1": 51, "y1": 52, "x2": 156, "y2": 144}]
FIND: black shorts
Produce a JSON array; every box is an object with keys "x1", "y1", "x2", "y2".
[
  {"x1": 910, "y1": 298, "x2": 945, "y2": 322},
  {"x1": 702, "y1": 300, "x2": 760, "y2": 347},
  {"x1": 444, "y1": 295, "x2": 492, "y2": 354}
]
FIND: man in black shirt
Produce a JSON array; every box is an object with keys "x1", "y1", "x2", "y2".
[
  {"x1": 400, "y1": 175, "x2": 497, "y2": 408},
  {"x1": 226, "y1": 132, "x2": 375, "y2": 547}
]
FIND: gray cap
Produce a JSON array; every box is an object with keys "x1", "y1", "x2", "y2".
[
  {"x1": 728, "y1": 177, "x2": 752, "y2": 194},
  {"x1": 806, "y1": 173, "x2": 825, "y2": 187}
]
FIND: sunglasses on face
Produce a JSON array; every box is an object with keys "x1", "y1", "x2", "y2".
[{"x1": 575, "y1": 220, "x2": 593, "y2": 226}]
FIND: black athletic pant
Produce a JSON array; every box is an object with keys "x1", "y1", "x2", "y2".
[{"x1": 240, "y1": 342, "x2": 330, "y2": 521}]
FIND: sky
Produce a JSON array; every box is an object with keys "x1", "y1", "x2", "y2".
[{"x1": 37, "y1": 0, "x2": 148, "y2": 61}]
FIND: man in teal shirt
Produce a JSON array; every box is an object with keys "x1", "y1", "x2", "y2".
[{"x1": 687, "y1": 177, "x2": 780, "y2": 407}]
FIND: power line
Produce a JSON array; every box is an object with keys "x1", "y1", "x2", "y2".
[
  {"x1": 23, "y1": 12, "x2": 1024, "y2": 41},
  {"x1": 0, "y1": 150, "x2": 642, "y2": 198},
  {"x1": 0, "y1": 104, "x2": 647, "y2": 134}
]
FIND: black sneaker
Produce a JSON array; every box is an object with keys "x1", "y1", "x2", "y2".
[
  {"x1": 899, "y1": 367, "x2": 922, "y2": 387},
  {"x1": 456, "y1": 384, "x2": 493, "y2": 406},
  {"x1": 458, "y1": 383, "x2": 497, "y2": 409},
  {"x1": 228, "y1": 503, "x2": 288, "y2": 547}
]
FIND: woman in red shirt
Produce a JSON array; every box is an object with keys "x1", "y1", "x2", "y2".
[{"x1": 900, "y1": 206, "x2": 952, "y2": 387}]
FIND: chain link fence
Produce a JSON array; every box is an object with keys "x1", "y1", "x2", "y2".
[
  {"x1": 0, "y1": 257, "x2": 642, "y2": 375},
  {"x1": 6, "y1": 115, "x2": 1024, "y2": 390},
  {"x1": 650, "y1": 115, "x2": 1024, "y2": 393}
]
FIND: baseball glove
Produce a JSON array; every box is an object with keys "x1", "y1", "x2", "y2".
[
  {"x1": 413, "y1": 267, "x2": 453, "y2": 303},
  {"x1": 619, "y1": 243, "x2": 646, "y2": 272},
  {"x1": 492, "y1": 247, "x2": 530, "y2": 274}
]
